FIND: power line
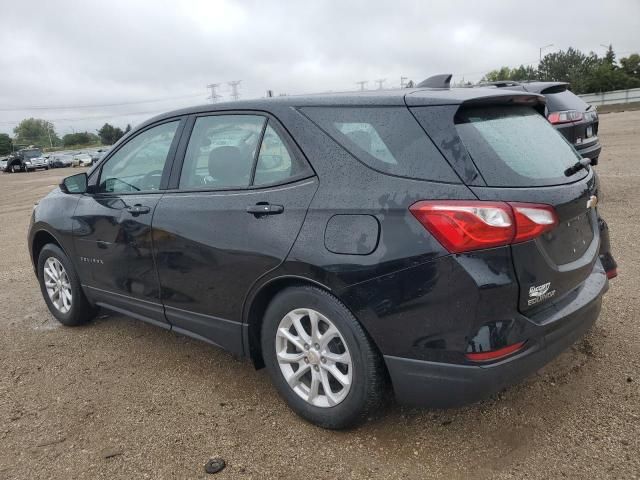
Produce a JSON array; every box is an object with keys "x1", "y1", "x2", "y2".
[
  {"x1": 0, "y1": 92, "x2": 204, "y2": 112},
  {"x1": 0, "y1": 108, "x2": 167, "y2": 126}
]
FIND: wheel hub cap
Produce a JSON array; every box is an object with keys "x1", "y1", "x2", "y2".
[
  {"x1": 43, "y1": 257, "x2": 72, "y2": 314},
  {"x1": 275, "y1": 308, "x2": 353, "y2": 408}
]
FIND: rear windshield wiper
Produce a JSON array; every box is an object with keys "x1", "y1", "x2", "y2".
[{"x1": 564, "y1": 158, "x2": 591, "y2": 177}]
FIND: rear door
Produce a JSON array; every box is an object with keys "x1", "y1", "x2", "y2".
[
  {"x1": 451, "y1": 105, "x2": 600, "y2": 313},
  {"x1": 152, "y1": 112, "x2": 317, "y2": 353}
]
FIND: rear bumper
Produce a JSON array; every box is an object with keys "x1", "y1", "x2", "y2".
[
  {"x1": 575, "y1": 140, "x2": 601, "y2": 162},
  {"x1": 384, "y1": 265, "x2": 607, "y2": 408}
]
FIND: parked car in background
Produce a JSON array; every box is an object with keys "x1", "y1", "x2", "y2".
[
  {"x1": 89, "y1": 148, "x2": 109, "y2": 165},
  {"x1": 49, "y1": 153, "x2": 74, "y2": 168},
  {"x1": 0, "y1": 156, "x2": 8, "y2": 171},
  {"x1": 4, "y1": 147, "x2": 46, "y2": 172},
  {"x1": 72, "y1": 153, "x2": 93, "y2": 167},
  {"x1": 28, "y1": 83, "x2": 616, "y2": 429},
  {"x1": 476, "y1": 81, "x2": 601, "y2": 164}
]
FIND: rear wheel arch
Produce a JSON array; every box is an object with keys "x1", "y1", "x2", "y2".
[{"x1": 244, "y1": 276, "x2": 335, "y2": 369}]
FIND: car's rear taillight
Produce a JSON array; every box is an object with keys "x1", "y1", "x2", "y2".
[
  {"x1": 510, "y1": 203, "x2": 558, "y2": 243},
  {"x1": 547, "y1": 110, "x2": 584, "y2": 124},
  {"x1": 409, "y1": 201, "x2": 558, "y2": 254}
]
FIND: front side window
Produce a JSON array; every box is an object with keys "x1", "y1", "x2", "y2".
[
  {"x1": 455, "y1": 106, "x2": 585, "y2": 187},
  {"x1": 98, "y1": 121, "x2": 179, "y2": 193}
]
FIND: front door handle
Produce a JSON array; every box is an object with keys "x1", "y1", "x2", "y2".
[
  {"x1": 125, "y1": 204, "x2": 151, "y2": 216},
  {"x1": 246, "y1": 203, "x2": 284, "y2": 216}
]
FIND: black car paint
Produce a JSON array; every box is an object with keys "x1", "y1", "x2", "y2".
[{"x1": 28, "y1": 87, "x2": 613, "y2": 407}]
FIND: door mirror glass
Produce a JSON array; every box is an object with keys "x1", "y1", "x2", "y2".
[{"x1": 61, "y1": 173, "x2": 88, "y2": 194}]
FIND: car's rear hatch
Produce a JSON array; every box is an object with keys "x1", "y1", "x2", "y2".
[
  {"x1": 543, "y1": 86, "x2": 599, "y2": 149},
  {"x1": 407, "y1": 90, "x2": 601, "y2": 315}
]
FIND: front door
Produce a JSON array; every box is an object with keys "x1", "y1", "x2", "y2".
[
  {"x1": 152, "y1": 113, "x2": 317, "y2": 352},
  {"x1": 73, "y1": 120, "x2": 183, "y2": 327}
]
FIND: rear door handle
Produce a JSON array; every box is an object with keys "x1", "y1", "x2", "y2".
[
  {"x1": 125, "y1": 204, "x2": 151, "y2": 216},
  {"x1": 246, "y1": 203, "x2": 284, "y2": 216}
]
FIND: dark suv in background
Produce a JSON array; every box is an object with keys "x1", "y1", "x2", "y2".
[
  {"x1": 479, "y1": 81, "x2": 601, "y2": 164},
  {"x1": 28, "y1": 83, "x2": 615, "y2": 429}
]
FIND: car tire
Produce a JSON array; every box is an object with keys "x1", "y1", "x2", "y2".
[
  {"x1": 37, "y1": 243, "x2": 97, "y2": 326},
  {"x1": 11, "y1": 164, "x2": 19, "y2": 173},
  {"x1": 261, "y1": 286, "x2": 388, "y2": 429}
]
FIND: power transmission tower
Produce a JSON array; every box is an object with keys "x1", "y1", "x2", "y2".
[
  {"x1": 228, "y1": 80, "x2": 241, "y2": 101},
  {"x1": 400, "y1": 76, "x2": 408, "y2": 88},
  {"x1": 207, "y1": 83, "x2": 221, "y2": 103},
  {"x1": 375, "y1": 79, "x2": 386, "y2": 90},
  {"x1": 355, "y1": 80, "x2": 368, "y2": 91}
]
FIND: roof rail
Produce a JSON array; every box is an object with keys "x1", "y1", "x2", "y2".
[{"x1": 417, "y1": 73, "x2": 452, "y2": 89}]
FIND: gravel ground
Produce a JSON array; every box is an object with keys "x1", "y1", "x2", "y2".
[{"x1": 1, "y1": 112, "x2": 639, "y2": 479}]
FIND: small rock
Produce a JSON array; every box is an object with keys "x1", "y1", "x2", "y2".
[
  {"x1": 102, "y1": 449, "x2": 123, "y2": 459},
  {"x1": 627, "y1": 376, "x2": 633, "y2": 383},
  {"x1": 205, "y1": 457, "x2": 226, "y2": 474},
  {"x1": 441, "y1": 419, "x2": 453, "y2": 426}
]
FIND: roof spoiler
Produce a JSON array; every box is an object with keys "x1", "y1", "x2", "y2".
[{"x1": 417, "y1": 73, "x2": 452, "y2": 89}]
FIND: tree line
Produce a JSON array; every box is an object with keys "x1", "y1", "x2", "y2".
[
  {"x1": 482, "y1": 45, "x2": 640, "y2": 94},
  {"x1": 0, "y1": 120, "x2": 132, "y2": 155}
]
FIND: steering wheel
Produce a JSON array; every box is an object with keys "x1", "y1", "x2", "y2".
[{"x1": 140, "y1": 170, "x2": 163, "y2": 190}]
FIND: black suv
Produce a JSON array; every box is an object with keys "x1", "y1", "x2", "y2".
[
  {"x1": 478, "y1": 81, "x2": 601, "y2": 164},
  {"x1": 28, "y1": 85, "x2": 616, "y2": 428},
  {"x1": 5, "y1": 147, "x2": 47, "y2": 172}
]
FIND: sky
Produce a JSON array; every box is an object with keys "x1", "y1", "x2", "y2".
[{"x1": 1, "y1": 0, "x2": 638, "y2": 137}]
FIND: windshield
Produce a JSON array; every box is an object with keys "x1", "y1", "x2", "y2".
[
  {"x1": 22, "y1": 150, "x2": 43, "y2": 159},
  {"x1": 455, "y1": 106, "x2": 586, "y2": 187}
]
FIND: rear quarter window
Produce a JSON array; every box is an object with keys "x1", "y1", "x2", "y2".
[
  {"x1": 300, "y1": 106, "x2": 459, "y2": 183},
  {"x1": 455, "y1": 106, "x2": 587, "y2": 187}
]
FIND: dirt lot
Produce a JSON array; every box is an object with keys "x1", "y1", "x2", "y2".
[{"x1": 1, "y1": 112, "x2": 639, "y2": 480}]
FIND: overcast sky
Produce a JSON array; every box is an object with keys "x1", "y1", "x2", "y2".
[{"x1": 1, "y1": 0, "x2": 638, "y2": 137}]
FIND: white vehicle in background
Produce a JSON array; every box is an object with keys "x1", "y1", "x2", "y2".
[
  {"x1": 72, "y1": 153, "x2": 93, "y2": 167},
  {"x1": 0, "y1": 157, "x2": 8, "y2": 171}
]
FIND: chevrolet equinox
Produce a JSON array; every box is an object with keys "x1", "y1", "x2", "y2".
[{"x1": 28, "y1": 81, "x2": 617, "y2": 429}]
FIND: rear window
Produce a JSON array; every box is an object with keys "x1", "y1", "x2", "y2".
[
  {"x1": 544, "y1": 90, "x2": 589, "y2": 112},
  {"x1": 455, "y1": 106, "x2": 586, "y2": 187},
  {"x1": 300, "y1": 107, "x2": 459, "y2": 183}
]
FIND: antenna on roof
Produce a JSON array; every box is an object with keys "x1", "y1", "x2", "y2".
[{"x1": 416, "y1": 74, "x2": 452, "y2": 89}]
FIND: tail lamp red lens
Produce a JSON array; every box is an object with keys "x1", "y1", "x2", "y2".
[
  {"x1": 547, "y1": 110, "x2": 584, "y2": 124},
  {"x1": 606, "y1": 267, "x2": 618, "y2": 279},
  {"x1": 465, "y1": 341, "x2": 527, "y2": 362},
  {"x1": 409, "y1": 201, "x2": 558, "y2": 254}
]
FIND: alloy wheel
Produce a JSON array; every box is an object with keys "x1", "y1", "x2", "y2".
[
  {"x1": 275, "y1": 308, "x2": 353, "y2": 407},
  {"x1": 43, "y1": 257, "x2": 72, "y2": 314}
]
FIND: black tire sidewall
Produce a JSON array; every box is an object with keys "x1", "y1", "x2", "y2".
[
  {"x1": 262, "y1": 287, "x2": 379, "y2": 429},
  {"x1": 37, "y1": 244, "x2": 91, "y2": 326}
]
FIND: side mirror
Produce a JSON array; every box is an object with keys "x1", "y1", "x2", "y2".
[{"x1": 60, "y1": 172, "x2": 88, "y2": 194}]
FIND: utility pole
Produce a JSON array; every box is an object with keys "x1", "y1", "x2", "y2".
[
  {"x1": 46, "y1": 122, "x2": 53, "y2": 148},
  {"x1": 539, "y1": 43, "x2": 554, "y2": 62},
  {"x1": 228, "y1": 80, "x2": 241, "y2": 101},
  {"x1": 355, "y1": 80, "x2": 368, "y2": 91},
  {"x1": 400, "y1": 76, "x2": 408, "y2": 88},
  {"x1": 207, "y1": 83, "x2": 221, "y2": 103},
  {"x1": 375, "y1": 78, "x2": 386, "y2": 90}
]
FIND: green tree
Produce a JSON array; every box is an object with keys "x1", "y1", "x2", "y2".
[
  {"x1": 481, "y1": 65, "x2": 537, "y2": 83},
  {"x1": 124, "y1": 124, "x2": 132, "y2": 134},
  {"x1": 97, "y1": 123, "x2": 125, "y2": 145},
  {"x1": 620, "y1": 54, "x2": 640, "y2": 80},
  {"x1": 62, "y1": 131, "x2": 100, "y2": 147},
  {"x1": 0, "y1": 134, "x2": 12, "y2": 155},
  {"x1": 537, "y1": 48, "x2": 600, "y2": 93},
  {"x1": 13, "y1": 118, "x2": 60, "y2": 147}
]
